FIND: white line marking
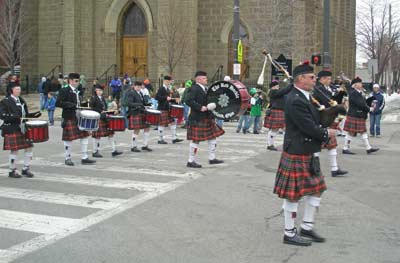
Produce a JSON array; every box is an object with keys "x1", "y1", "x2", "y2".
[
  {"x1": 382, "y1": 115, "x2": 398, "y2": 122},
  {"x1": 0, "y1": 187, "x2": 126, "y2": 210},
  {"x1": 0, "y1": 174, "x2": 202, "y2": 262},
  {"x1": 0, "y1": 209, "x2": 80, "y2": 235}
]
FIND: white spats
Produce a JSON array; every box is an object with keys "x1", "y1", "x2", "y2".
[
  {"x1": 158, "y1": 126, "x2": 164, "y2": 140},
  {"x1": 9, "y1": 153, "x2": 17, "y2": 170},
  {"x1": 301, "y1": 196, "x2": 321, "y2": 231},
  {"x1": 283, "y1": 200, "x2": 298, "y2": 237},
  {"x1": 80, "y1": 138, "x2": 89, "y2": 159},
  {"x1": 170, "y1": 124, "x2": 177, "y2": 140},
  {"x1": 143, "y1": 131, "x2": 150, "y2": 147},
  {"x1": 63, "y1": 141, "x2": 72, "y2": 160},
  {"x1": 343, "y1": 134, "x2": 352, "y2": 150},
  {"x1": 328, "y1": 148, "x2": 338, "y2": 171},
  {"x1": 93, "y1": 138, "x2": 100, "y2": 152},
  {"x1": 108, "y1": 136, "x2": 116, "y2": 152},
  {"x1": 267, "y1": 130, "x2": 277, "y2": 146},
  {"x1": 208, "y1": 139, "x2": 217, "y2": 160},
  {"x1": 189, "y1": 142, "x2": 199, "y2": 163},
  {"x1": 361, "y1": 132, "x2": 372, "y2": 150}
]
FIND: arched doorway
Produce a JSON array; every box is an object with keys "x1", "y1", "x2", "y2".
[
  {"x1": 228, "y1": 24, "x2": 250, "y2": 80},
  {"x1": 120, "y1": 3, "x2": 148, "y2": 78}
]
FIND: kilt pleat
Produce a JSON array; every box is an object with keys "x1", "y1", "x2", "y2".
[
  {"x1": 3, "y1": 132, "x2": 33, "y2": 151},
  {"x1": 187, "y1": 118, "x2": 225, "y2": 142},
  {"x1": 264, "y1": 109, "x2": 285, "y2": 129},
  {"x1": 62, "y1": 119, "x2": 89, "y2": 141},
  {"x1": 344, "y1": 116, "x2": 367, "y2": 134},
  {"x1": 128, "y1": 114, "x2": 149, "y2": 130},
  {"x1": 273, "y1": 151, "x2": 327, "y2": 201},
  {"x1": 92, "y1": 119, "x2": 114, "y2": 138},
  {"x1": 159, "y1": 110, "x2": 173, "y2": 127}
]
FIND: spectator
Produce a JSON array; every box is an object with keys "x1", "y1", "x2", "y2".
[
  {"x1": 248, "y1": 88, "x2": 262, "y2": 134},
  {"x1": 50, "y1": 78, "x2": 62, "y2": 97},
  {"x1": 237, "y1": 104, "x2": 251, "y2": 134},
  {"x1": 181, "y1": 79, "x2": 192, "y2": 128},
  {"x1": 106, "y1": 96, "x2": 119, "y2": 113},
  {"x1": 120, "y1": 78, "x2": 131, "y2": 128},
  {"x1": 42, "y1": 77, "x2": 52, "y2": 95},
  {"x1": 369, "y1": 83, "x2": 385, "y2": 138},
  {"x1": 45, "y1": 92, "x2": 56, "y2": 126},
  {"x1": 144, "y1": 79, "x2": 153, "y2": 93},
  {"x1": 109, "y1": 76, "x2": 122, "y2": 103},
  {"x1": 38, "y1": 77, "x2": 47, "y2": 111}
]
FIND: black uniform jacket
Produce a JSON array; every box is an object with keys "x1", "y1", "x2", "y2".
[
  {"x1": 347, "y1": 88, "x2": 370, "y2": 119},
  {"x1": 56, "y1": 86, "x2": 79, "y2": 120},
  {"x1": 185, "y1": 83, "x2": 213, "y2": 123},
  {"x1": 155, "y1": 85, "x2": 170, "y2": 111},
  {"x1": 90, "y1": 95, "x2": 108, "y2": 119},
  {"x1": 0, "y1": 96, "x2": 33, "y2": 135},
  {"x1": 125, "y1": 89, "x2": 148, "y2": 116}
]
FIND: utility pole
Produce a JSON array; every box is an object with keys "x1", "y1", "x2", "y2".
[
  {"x1": 388, "y1": 3, "x2": 392, "y2": 93},
  {"x1": 322, "y1": 0, "x2": 331, "y2": 69},
  {"x1": 233, "y1": 0, "x2": 240, "y2": 80}
]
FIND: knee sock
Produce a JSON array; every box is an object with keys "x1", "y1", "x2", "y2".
[
  {"x1": 189, "y1": 142, "x2": 199, "y2": 163},
  {"x1": 93, "y1": 138, "x2": 100, "y2": 152},
  {"x1": 361, "y1": 132, "x2": 372, "y2": 150},
  {"x1": 267, "y1": 130, "x2": 277, "y2": 146},
  {"x1": 108, "y1": 136, "x2": 116, "y2": 152},
  {"x1": 328, "y1": 148, "x2": 338, "y2": 171},
  {"x1": 343, "y1": 134, "x2": 352, "y2": 150},
  {"x1": 80, "y1": 138, "x2": 89, "y2": 160},
  {"x1": 143, "y1": 131, "x2": 150, "y2": 147},
  {"x1": 301, "y1": 196, "x2": 321, "y2": 231},
  {"x1": 23, "y1": 149, "x2": 33, "y2": 171},
  {"x1": 132, "y1": 132, "x2": 138, "y2": 148},
  {"x1": 208, "y1": 139, "x2": 217, "y2": 160},
  {"x1": 170, "y1": 124, "x2": 177, "y2": 140},
  {"x1": 9, "y1": 151, "x2": 17, "y2": 171},
  {"x1": 64, "y1": 141, "x2": 72, "y2": 160},
  {"x1": 283, "y1": 200, "x2": 299, "y2": 237},
  {"x1": 158, "y1": 126, "x2": 164, "y2": 140}
]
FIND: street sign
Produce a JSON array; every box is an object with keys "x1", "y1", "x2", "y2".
[
  {"x1": 233, "y1": 63, "x2": 241, "y2": 75},
  {"x1": 271, "y1": 54, "x2": 292, "y2": 79},
  {"x1": 237, "y1": 40, "x2": 243, "y2": 63}
]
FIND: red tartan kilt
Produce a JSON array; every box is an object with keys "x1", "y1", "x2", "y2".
[
  {"x1": 62, "y1": 119, "x2": 89, "y2": 141},
  {"x1": 128, "y1": 114, "x2": 149, "y2": 130},
  {"x1": 159, "y1": 110, "x2": 173, "y2": 127},
  {"x1": 264, "y1": 109, "x2": 285, "y2": 129},
  {"x1": 3, "y1": 132, "x2": 33, "y2": 151},
  {"x1": 322, "y1": 131, "x2": 338, "y2": 149},
  {"x1": 344, "y1": 115, "x2": 367, "y2": 134},
  {"x1": 92, "y1": 119, "x2": 114, "y2": 138},
  {"x1": 274, "y1": 151, "x2": 327, "y2": 201},
  {"x1": 187, "y1": 118, "x2": 225, "y2": 142}
]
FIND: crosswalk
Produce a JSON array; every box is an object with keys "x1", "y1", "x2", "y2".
[
  {"x1": 0, "y1": 124, "x2": 279, "y2": 262},
  {"x1": 382, "y1": 114, "x2": 400, "y2": 122}
]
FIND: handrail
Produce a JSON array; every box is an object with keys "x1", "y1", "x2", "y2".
[
  {"x1": 46, "y1": 65, "x2": 62, "y2": 78},
  {"x1": 97, "y1": 64, "x2": 118, "y2": 81},
  {"x1": 133, "y1": 64, "x2": 147, "y2": 78},
  {"x1": 211, "y1": 65, "x2": 224, "y2": 83}
]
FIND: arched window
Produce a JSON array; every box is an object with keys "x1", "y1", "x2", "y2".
[{"x1": 122, "y1": 4, "x2": 147, "y2": 36}]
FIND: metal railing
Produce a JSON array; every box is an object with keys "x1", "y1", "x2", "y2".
[
  {"x1": 97, "y1": 64, "x2": 118, "y2": 97},
  {"x1": 133, "y1": 64, "x2": 147, "y2": 78},
  {"x1": 45, "y1": 65, "x2": 62, "y2": 79},
  {"x1": 211, "y1": 65, "x2": 224, "y2": 83}
]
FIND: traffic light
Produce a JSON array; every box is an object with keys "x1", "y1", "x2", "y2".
[{"x1": 311, "y1": 54, "x2": 322, "y2": 66}]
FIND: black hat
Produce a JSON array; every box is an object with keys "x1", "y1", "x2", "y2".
[
  {"x1": 6, "y1": 82, "x2": 20, "y2": 95},
  {"x1": 317, "y1": 70, "x2": 332, "y2": 78},
  {"x1": 68, "y1": 73, "x2": 80, "y2": 79},
  {"x1": 269, "y1": 80, "x2": 279, "y2": 88},
  {"x1": 351, "y1": 76, "x2": 362, "y2": 86},
  {"x1": 94, "y1": 84, "x2": 103, "y2": 90},
  {"x1": 293, "y1": 60, "x2": 314, "y2": 78},
  {"x1": 163, "y1": 75, "x2": 172, "y2": 81},
  {"x1": 134, "y1": 81, "x2": 143, "y2": 86},
  {"x1": 194, "y1": 71, "x2": 207, "y2": 78}
]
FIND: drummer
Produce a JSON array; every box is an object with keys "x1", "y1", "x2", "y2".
[
  {"x1": 56, "y1": 73, "x2": 96, "y2": 166},
  {"x1": 0, "y1": 83, "x2": 41, "y2": 178},
  {"x1": 90, "y1": 84, "x2": 123, "y2": 158},
  {"x1": 126, "y1": 81, "x2": 153, "y2": 152}
]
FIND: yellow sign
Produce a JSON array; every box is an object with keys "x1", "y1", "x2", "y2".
[{"x1": 237, "y1": 40, "x2": 243, "y2": 63}]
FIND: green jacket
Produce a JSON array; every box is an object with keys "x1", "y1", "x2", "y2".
[{"x1": 250, "y1": 97, "x2": 262, "y2": 116}]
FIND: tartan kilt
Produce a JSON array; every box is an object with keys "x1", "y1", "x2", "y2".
[
  {"x1": 187, "y1": 118, "x2": 225, "y2": 142},
  {"x1": 344, "y1": 115, "x2": 367, "y2": 134},
  {"x1": 3, "y1": 132, "x2": 33, "y2": 151},
  {"x1": 264, "y1": 109, "x2": 285, "y2": 129},
  {"x1": 62, "y1": 119, "x2": 89, "y2": 141},
  {"x1": 128, "y1": 114, "x2": 149, "y2": 130},
  {"x1": 92, "y1": 119, "x2": 114, "y2": 138},
  {"x1": 159, "y1": 110, "x2": 173, "y2": 127},
  {"x1": 274, "y1": 151, "x2": 327, "y2": 201},
  {"x1": 322, "y1": 131, "x2": 338, "y2": 150}
]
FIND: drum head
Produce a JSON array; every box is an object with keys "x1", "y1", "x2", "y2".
[
  {"x1": 109, "y1": 115, "x2": 125, "y2": 119},
  {"x1": 26, "y1": 120, "x2": 48, "y2": 126},
  {"x1": 146, "y1": 109, "x2": 161, "y2": 114},
  {"x1": 171, "y1": 105, "x2": 184, "y2": 109},
  {"x1": 80, "y1": 110, "x2": 100, "y2": 118},
  {"x1": 207, "y1": 80, "x2": 249, "y2": 120}
]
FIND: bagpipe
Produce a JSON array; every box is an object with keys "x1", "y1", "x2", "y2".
[{"x1": 259, "y1": 49, "x2": 347, "y2": 128}]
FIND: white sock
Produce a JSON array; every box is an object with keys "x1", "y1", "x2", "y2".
[
  {"x1": 328, "y1": 148, "x2": 338, "y2": 171},
  {"x1": 208, "y1": 139, "x2": 217, "y2": 160},
  {"x1": 23, "y1": 149, "x2": 33, "y2": 171},
  {"x1": 143, "y1": 132, "x2": 150, "y2": 147},
  {"x1": 9, "y1": 152, "x2": 17, "y2": 171},
  {"x1": 314, "y1": 152, "x2": 321, "y2": 157},
  {"x1": 80, "y1": 138, "x2": 89, "y2": 160},
  {"x1": 158, "y1": 126, "x2": 164, "y2": 140},
  {"x1": 132, "y1": 132, "x2": 138, "y2": 148},
  {"x1": 64, "y1": 141, "x2": 72, "y2": 160},
  {"x1": 301, "y1": 196, "x2": 321, "y2": 231},
  {"x1": 267, "y1": 130, "x2": 277, "y2": 146},
  {"x1": 171, "y1": 124, "x2": 177, "y2": 140},
  {"x1": 283, "y1": 200, "x2": 298, "y2": 237},
  {"x1": 93, "y1": 138, "x2": 100, "y2": 152},
  {"x1": 361, "y1": 132, "x2": 372, "y2": 150},
  {"x1": 189, "y1": 142, "x2": 199, "y2": 163},
  {"x1": 343, "y1": 134, "x2": 352, "y2": 150},
  {"x1": 108, "y1": 136, "x2": 116, "y2": 152}
]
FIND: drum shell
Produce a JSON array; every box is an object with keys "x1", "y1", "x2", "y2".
[
  {"x1": 78, "y1": 110, "x2": 100, "y2": 131},
  {"x1": 144, "y1": 109, "x2": 161, "y2": 126},
  {"x1": 25, "y1": 121, "x2": 49, "y2": 143},
  {"x1": 169, "y1": 105, "x2": 184, "y2": 119},
  {"x1": 107, "y1": 116, "x2": 125, "y2": 131}
]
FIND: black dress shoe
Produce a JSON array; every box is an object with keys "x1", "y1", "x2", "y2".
[
  {"x1": 8, "y1": 170, "x2": 22, "y2": 179},
  {"x1": 81, "y1": 158, "x2": 96, "y2": 165},
  {"x1": 209, "y1": 159, "x2": 224, "y2": 165},
  {"x1": 65, "y1": 159, "x2": 74, "y2": 166},
  {"x1": 267, "y1": 145, "x2": 278, "y2": 151},
  {"x1": 366, "y1": 148, "x2": 379, "y2": 154},
  {"x1": 172, "y1": 138, "x2": 183, "y2": 144},
  {"x1": 141, "y1": 146, "x2": 153, "y2": 152},
  {"x1": 131, "y1": 147, "x2": 141, "y2": 152},
  {"x1": 22, "y1": 169, "x2": 34, "y2": 178},
  {"x1": 158, "y1": 140, "x2": 168, "y2": 144},
  {"x1": 187, "y1": 161, "x2": 202, "y2": 168},
  {"x1": 331, "y1": 168, "x2": 348, "y2": 177},
  {"x1": 342, "y1": 149, "x2": 356, "y2": 155},
  {"x1": 243, "y1": 129, "x2": 247, "y2": 134},
  {"x1": 92, "y1": 151, "x2": 103, "y2": 158},
  {"x1": 300, "y1": 228, "x2": 326, "y2": 243},
  {"x1": 283, "y1": 234, "x2": 312, "y2": 246},
  {"x1": 111, "y1": 150, "x2": 123, "y2": 157},
  {"x1": 253, "y1": 131, "x2": 260, "y2": 134}
]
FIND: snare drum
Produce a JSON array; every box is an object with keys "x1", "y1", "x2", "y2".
[
  {"x1": 78, "y1": 110, "x2": 100, "y2": 131},
  {"x1": 107, "y1": 115, "x2": 126, "y2": 131},
  {"x1": 25, "y1": 120, "x2": 49, "y2": 143},
  {"x1": 144, "y1": 109, "x2": 161, "y2": 126},
  {"x1": 169, "y1": 105, "x2": 184, "y2": 119}
]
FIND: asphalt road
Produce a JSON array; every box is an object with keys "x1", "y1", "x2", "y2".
[{"x1": 0, "y1": 108, "x2": 399, "y2": 263}]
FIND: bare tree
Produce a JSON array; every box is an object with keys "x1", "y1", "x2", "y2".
[
  {"x1": 151, "y1": 1, "x2": 192, "y2": 75},
  {"x1": 357, "y1": 0, "x2": 400, "y2": 83},
  {"x1": 0, "y1": 0, "x2": 32, "y2": 72}
]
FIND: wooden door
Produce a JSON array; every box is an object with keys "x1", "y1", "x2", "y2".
[{"x1": 122, "y1": 37, "x2": 147, "y2": 78}]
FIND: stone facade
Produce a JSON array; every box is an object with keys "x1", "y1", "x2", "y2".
[{"x1": 21, "y1": 0, "x2": 356, "y2": 86}]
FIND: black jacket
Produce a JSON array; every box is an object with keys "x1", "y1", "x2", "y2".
[
  {"x1": 313, "y1": 83, "x2": 346, "y2": 108},
  {"x1": 56, "y1": 86, "x2": 79, "y2": 120},
  {"x1": 90, "y1": 95, "x2": 108, "y2": 119},
  {"x1": 0, "y1": 96, "x2": 34, "y2": 135},
  {"x1": 125, "y1": 89, "x2": 148, "y2": 116},
  {"x1": 186, "y1": 83, "x2": 213, "y2": 123},
  {"x1": 283, "y1": 87, "x2": 328, "y2": 155},
  {"x1": 155, "y1": 85, "x2": 170, "y2": 111},
  {"x1": 269, "y1": 85, "x2": 293, "y2": 109},
  {"x1": 347, "y1": 88, "x2": 370, "y2": 119}
]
